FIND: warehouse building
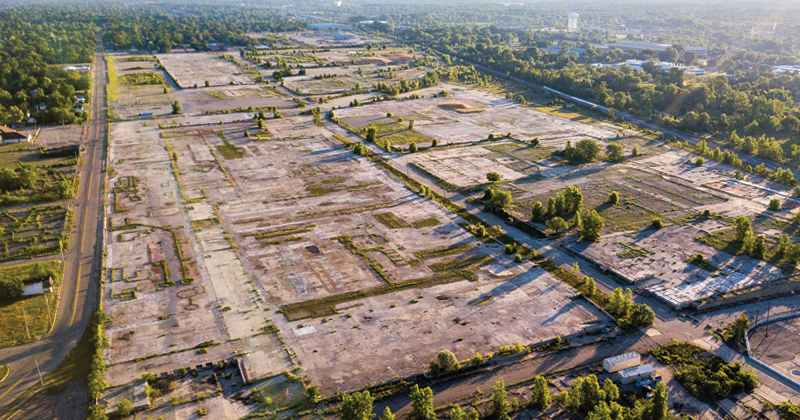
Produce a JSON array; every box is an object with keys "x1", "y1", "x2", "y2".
[
  {"x1": 603, "y1": 352, "x2": 641, "y2": 373},
  {"x1": 617, "y1": 364, "x2": 656, "y2": 384}
]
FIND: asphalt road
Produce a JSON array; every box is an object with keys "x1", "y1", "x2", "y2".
[{"x1": 0, "y1": 35, "x2": 107, "y2": 412}]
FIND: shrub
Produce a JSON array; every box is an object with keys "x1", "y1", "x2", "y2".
[
  {"x1": 437, "y1": 350, "x2": 460, "y2": 372},
  {"x1": 652, "y1": 218, "x2": 664, "y2": 228},
  {"x1": 768, "y1": 198, "x2": 781, "y2": 211},
  {"x1": 608, "y1": 191, "x2": 619, "y2": 205},
  {"x1": 514, "y1": 254, "x2": 523, "y2": 263},
  {"x1": 695, "y1": 156, "x2": 704, "y2": 166}
]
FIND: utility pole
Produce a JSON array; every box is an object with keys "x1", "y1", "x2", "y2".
[
  {"x1": 35, "y1": 360, "x2": 44, "y2": 386},
  {"x1": 765, "y1": 300, "x2": 772, "y2": 337}
]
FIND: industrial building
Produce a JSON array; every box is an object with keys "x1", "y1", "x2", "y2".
[
  {"x1": 603, "y1": 352, "x2": 641, "y2": 373},
  {"x1": 616, "y1": 364, "x2": 656, "y2": 384},
  {"x1": 0, "y1": 126, "x2": 31, "y2": 144},
  {"x1": 568, "y1": 13, "x2": 579, "y2": 31}
]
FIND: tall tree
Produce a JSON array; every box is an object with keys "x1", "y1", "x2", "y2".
[
  {"x1": 650, "y1": 382, "x2": 669, "y2": 420},
  {"x1": 581, "y1": 210, "x2": 605, "y2": 241},
  {"x1": 489, "y1": 379, "x2": 509, "y2": 418},
  {"x1": 340, "y1": 391, "x2": 374, "y2": 420},
  {"x1": 530, "y1": 375, "x2": 551, "y2": 410},
  {"x1": 408, "y1": 385, "x2": 435, "y2": 420}
]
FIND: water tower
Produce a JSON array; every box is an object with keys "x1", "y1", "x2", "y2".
[{"x1": 568, "y1": 13, "x2": 579, "y2": 31}]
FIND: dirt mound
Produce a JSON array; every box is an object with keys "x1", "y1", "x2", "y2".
[{"x1": 438, "y1": 102, "x2": 483, "y2": 113}]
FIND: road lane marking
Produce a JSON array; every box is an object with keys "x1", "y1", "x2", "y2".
[
  {"x1": 70, "y1": 169, "x2": 93, "y2": 326},
  {"x1": 0, "y1": 376, "x2": 25, "y2": 401}
]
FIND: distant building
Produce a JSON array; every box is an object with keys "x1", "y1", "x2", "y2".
[
  {"x1": 624, "y1": 59, "x2": 705, "y2": 75},
  {"x1": 596, "y1": 41, "x2": 707, "y2": 58},
  {"x1": 208, "y1": 42, "x2": 227, "y2": 52},
  {"x1": 0, "y1": 126, "x2": 31, "y2": 144},
  {"x1": 603, "y1": 352, "x2": 641, "y2": 373},
  {"x1": 542, "y1": 47, "x2": 586, "y2": 57},
  {"x1": 307, "y1": 23, "x2": 353, "y2": 31},
  {"x1": 773, "y1": 65, "x2": 800, "y2": 75},
  {"x1": 64, "y1": 65, "x2": 91, "y2": 73},
  {"x1": 568, "y1": 13, "x2": 579, "y2": 31},
  {"x1": 616, "y1": 364, "x2": 656, "y2": 384},
  {"x1": 22, "y1": 276, "x2": 54, "y2": 297}
]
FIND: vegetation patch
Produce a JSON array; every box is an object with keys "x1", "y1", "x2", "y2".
[
  {"x1": 412, "y1": 217, "x2": 441, "y2": 229},
  {"x1": 650, "y1": 342, "x2": 758, "y2": 401},
  {"x1": 216, "y1": 140, "x2": 247, "y2": 159},
  {"x1": 413, "y1": 243, "x2": 473, "y2": 259},
  {"x1": 248, "y1": 225, "x2": 315, "y2": 240},
  {"x1": 374, "y1": 212, "x2": 410, "y2": 229},
  {"x1": 616, "y1": 242, "x2": 650, "y2": 259},
  {"x1": 0, "y1": 261, "x2": 63, "y2": 347},
  {"x1": 120, "y1": 72, "x2": 166, "y2": 86}
]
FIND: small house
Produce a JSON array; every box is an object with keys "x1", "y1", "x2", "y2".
[
  {"x1": 0, "y1": 126, "x2": 32, "y2": 144},
  {"x1": 616, "y1": 364, "x2": 656, "y2": 384},
  {"x1": 22, "y1": 276, "x2": 54, "y2": 297},
  {"x1": 603, "y1": 352, "x2": 641, "y2": 373}
]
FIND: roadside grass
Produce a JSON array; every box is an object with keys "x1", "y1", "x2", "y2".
[
  {"x1": 206, "y1": 90, "x2": 227, "y2": 100},
  {"x1": 0, "y1": 261, "x2": 64, "y2": 348},
  {"x1": 374, "y1": 212, "x2": 409, "y2": 229},
  {"x1": 106, "y1": 55, "x2": 118, "y2": 101}
]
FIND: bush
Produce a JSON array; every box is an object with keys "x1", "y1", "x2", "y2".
[
  {"x1": 695, "y1": 156, "x2": 704, "y2": 166},
  {"x1": 608, "y1": 191, "x2": 619, "y2": 205},
  {"x1": 0, "y1": 277, "x2": 24, "y2": 301},
  {"x1": 514, "y1": 254, "x2": 523, "y2": 263},
  {"x1": 437, "y1": 350, "x2": 460, "y2": 372},
  {"x1": 652, "y1": 218, "x2": 664, "y2": 228},
  {"x1": 768, "y1": 198, "x2": 781, "y2": 211}
]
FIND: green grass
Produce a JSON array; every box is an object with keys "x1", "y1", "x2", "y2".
[
  {"x1": 429, "y1": 255, "x2": 489, "y2": 272},
  {"x1": 206, "y1": 90, "x2": 227, "y2": 100},
  {"x1": 120, "y1": 72, "x2": 166, "y2": 86},
  {"x1": 106, "y1": 55, "x2": 118, "y2": 101},
  {"x1": 412, "y1": 217, "x2": 441, "y2": 229},
  {"x1": 0, "y1": 261, "x2": 63, "y2": 348},
  {"x1": 216, "y1": 141, "x2": 246, "y2": 159},
  {"x1": 374, "y1": 212, "x2": 410, "y2": 229},
  {"x1": 616, "y1": 242, "x2": 650, "y2": 259},
  {"x1": 413, "y1": 243, "x2": 473, "y2": 259}
]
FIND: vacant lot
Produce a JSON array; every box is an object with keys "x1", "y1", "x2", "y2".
[
  {"x1": 748, "y1": 316, "x2": 800, "y2": 383},
  {"x1": 0, "y1": 261, "x2": 63, "y2": 347},
  {"x1": 0, "y1": 142, "x2": 79, "y2": 207},
  {"x1": 158, "y1": 52, "x2": 254, "y2": 88}
]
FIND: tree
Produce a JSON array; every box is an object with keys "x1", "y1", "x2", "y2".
[
  {"x1": 606, "y1": 143, "x2": 624, "y2": 162},
  {"x1": 733, "y1": 216, "x2": 752, "y2": 241},
  {"x1": 487, "y1": 172, "x2": 501, "y2": 183},
  {"x1": 628, "y1": 303, "x2": 655, "y2": 327},
  {"x1": 409, "y1": 119, "x2": 415, "y2": 130},
  {"x1": 530, "y1": 375, "x2": 551, "y2": 410},
  {"x1": 652, "y1": 218, "x2": 664, "y2": 228},
  {"x1": 579, "y1": 375, "x2": 605, "y2": 412},
  {"x1": 437, "y1": 350, "x2": 460, "y2": 372},
  {"x1": 694, "y1": 156, "x2": 704, "y2": 166},
  {"x1": 432, "y1": 139, "x2": 439, "y2": 147},
  {"x1": 171, "y1": 101, "x2": 182, "y2": 114},
  {"x1": 750, "y1": 235, "x2": 767, "y2": 259},
  {"x1": 205, "y1": 80, "x2": 210, "y2": 87},
  {"x1": 409, "y1": 142, "x2": 418, "y2": 153},
  {"x1": 566, "y1": 377, "x2": 583, "y2": 410},
  {"x1": 581, "y1": 210, "x2": 605, "y2": 241},
  {"x1": 768, "y1": 198, "x2": 781, "y2": 211},
  {"x1": 87, "y1": 405, "x2": 108, "y2": 420},
  {"x1": 379, "y1": 407, "x2": 395, "y2": 420},
  {"x1": 366, "y1": 127, "x2": 377, "y2": 143},
  {"x1": 584, "y1": 276, "x2": 596, "y2": 298},
  {"x1": 608, "y1": 191, "x2": 619, "y2": 205},
  {"x1": 340, "y1": 391, "x2": 374, "y2": 420},
  {"x1": 408, "y1": 385, "x2": 435, "y2": 420},
  {"x1": 116, "y1": 399, "x2": 134, "y2": 417},
  {"x1": 546, "y1": 217, "x2": 568, "y2": 234},
  {"x1": 546, "y1": 197, "x2": 557, "y2": 215},
  {"x1": 489, "y1": 379, "x2": 509, "y2": 418},
  {"x1": 565, "y1": 139, "x2": 600, "y2": 164},
  {"x1": 0, "y1": 278, "x2": 24, "y2": 302},
  {"x1": 274, "y1": 110, "x2": 282, "y2": 119},
  {"x1": 486, "y1": 190, "x2": 513, "y2": 212},
  {"x1": 531, "y1": 137, "x2": 540, "y2": 147},
  {"x1": 449, "y1": 406, "x2": 465, "y2": 420},
  {"x1": 650, "y1": 382, "x2": 668, "y2": 420},
  {"x1": 632, "y1": 144, "x2": 639, "y2": 157},
  {"x1": 306, "y1": 385, "x2": 321, "y2": 404},
  {"x1": 603, "y1": 378, "x2": 619, "y2": 402},
  {"x1": 586, "y1": 401, "x2": 611, "y2": 420},
  {"x1": 531, "y1": 201, "x2": 544, "y2": 222}
]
